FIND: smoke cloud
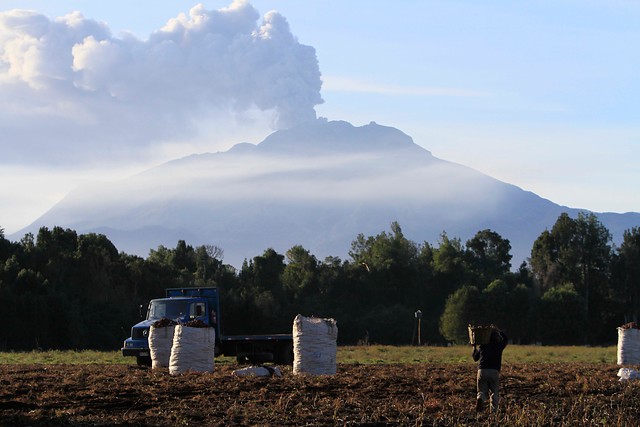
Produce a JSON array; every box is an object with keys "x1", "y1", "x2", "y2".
[{"x1": 0, "y1": 1, "x2": 323, "y2": 165}]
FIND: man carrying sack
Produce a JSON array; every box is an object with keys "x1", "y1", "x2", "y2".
[{"x1": 472, "y1": 327, "x2": 508, "y2": 413}]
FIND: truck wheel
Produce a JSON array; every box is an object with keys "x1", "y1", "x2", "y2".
[
  {"x1": 136, "y1": 356, "x2": 152, "y2": 366},
  {"x1": 275, "y1": 342, "x2": 294, "y2": 365}
]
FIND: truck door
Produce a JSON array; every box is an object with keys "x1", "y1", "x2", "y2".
[{"x1": 190, "y1": 302, "x2": 208, "y2": 322}]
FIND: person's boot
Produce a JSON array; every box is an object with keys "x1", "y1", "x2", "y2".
[{"x1": 476, "y1": 398, "x2": 484, "y2": 412}]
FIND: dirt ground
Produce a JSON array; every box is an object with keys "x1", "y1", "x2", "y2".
[{"x1": 0, "y1": 362, "x2": 637, "y2": 426}]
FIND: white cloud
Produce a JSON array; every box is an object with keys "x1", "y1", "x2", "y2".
[{"x1": 0, "y1": 1, "x2": 323, "y2": 166}]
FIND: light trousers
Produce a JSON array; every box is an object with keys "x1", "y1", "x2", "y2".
[{"x1": 476, "y1": 368, "x2": 500, "y2": 411}]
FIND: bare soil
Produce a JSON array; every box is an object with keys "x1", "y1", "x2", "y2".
[{"x1": 0, "y1": 362, "x2": 637, "y2": 426}]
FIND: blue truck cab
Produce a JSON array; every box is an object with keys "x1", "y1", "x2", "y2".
[{"x1": 122, "y1": 287, "x2": 293, "y2": 366}]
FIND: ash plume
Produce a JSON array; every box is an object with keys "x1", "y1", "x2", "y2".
[{"x1": 0, "y1": 1, "x2": 323, "y2": 165}]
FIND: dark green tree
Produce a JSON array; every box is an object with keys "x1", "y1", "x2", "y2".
[
  {"x1": 348, "y1": 222, "x2": 420, "y2": 306},
  {"x1": 282, "y1": 245, "x2": 320, "y2": 301},
  {"x1": 34, "y1": 226, "x2": 79, "y2": 290},
  {"x1": 75, "y1": 233, "x2": 119, "y2": 302},
  {"x1": 574, "y1": 213, "x2": 614, "y2": 341},
  {"x1": 530, "y1": 212, "x2": 613, "y2": 342},
  {"x1": 530, "y1": 214, "x2": 577, "y2": 295},
  {"x1": 229, "y1": 248, "x2": 287, "y2": 335},
  {"x1": 346, "y1": 223, "x2": 424, "y2": 343},
  {"x1": 481, "y1": 280, "x2": 534, "y2": 343},
  {"x1": 481, "y1": 279, "x2": 511, "y2": 329},
  {"x1": 194, "y1": 244, "x2": 224, "y2": 287},
  {"x1": 612, "y1": 227, "x2": 640, "y2": 323},
  {"x1": 465, "y1": 229, "x2": 512, "y2": 288},
  {"x1": 432, "y1": 232, "x2": 466, "y2": 278},
  {"x1": 439, "y1": 285, "x2": 482, "y2": 344},
  {"x1": 538, "y1": 283, "x2": 583, "y2": 344},
  {"x1": 0, "y1": 227, "x2": 17, "y2": 268}
]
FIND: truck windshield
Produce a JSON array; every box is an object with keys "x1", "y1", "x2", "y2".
[{"x1": 147, "y1": 300, "x2": 192, "y2": 321}]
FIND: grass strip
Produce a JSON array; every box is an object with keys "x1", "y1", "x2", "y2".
[{"x1": 0, "y1": 345, "x2": 617, "y2": 365}]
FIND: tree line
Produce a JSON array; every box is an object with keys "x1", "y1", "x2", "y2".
[{"x1": 0, "y1": 212, "x2": 638, "y2": 351}]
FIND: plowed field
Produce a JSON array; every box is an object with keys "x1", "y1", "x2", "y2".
[{"x1": 1, "y1": 362, "x2": 637, "y2": 426}]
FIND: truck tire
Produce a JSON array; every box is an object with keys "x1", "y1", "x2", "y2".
[
  {"x1": 136, "y1": 356, "x2": 152, "y2": 366},
  {"x1": 274, "y1": 342, "x2": 294, "y2": 365}
]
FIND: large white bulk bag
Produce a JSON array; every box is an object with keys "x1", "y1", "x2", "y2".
[
  {"x1": 293, "y1": 314, "x2": 338, "y2": 375},
  {"x1": 617, "y1": 326, "x2": 640, "y2": 366},
  {"x1": 149, "y1": 324, "x2": 176, "y2": 369},
  {"x1": 169, "y1": 325, "x2": 216, "y2": 375}
]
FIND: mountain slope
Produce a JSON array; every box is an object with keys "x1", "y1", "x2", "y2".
[{"x1": 13, "y1": 120, "x2": 640, "y2": 268}]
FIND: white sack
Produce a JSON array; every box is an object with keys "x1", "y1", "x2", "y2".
[
  {"x1": 617, "y1": 327, "x2": 640, "y2": 366},
  {"x1": 149, "y1": 324, "x2": 176, "y2": 369},
  {"x1": 169, "y1": 325, "x2": 216, "y2": 375},
  {"x1": 618, "y1": 367, "x2": 640, "y2": 381},
  {"x1": 293, "y1": 314, "x2": 338, "y2": 376},
  {"x1": 233, "y1": 366, "x2": 282, "y2": 377}
]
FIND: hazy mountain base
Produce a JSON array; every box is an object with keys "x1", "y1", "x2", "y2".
[{"x1": 13, "y1": 120, "x2": 640, "y2": 268}]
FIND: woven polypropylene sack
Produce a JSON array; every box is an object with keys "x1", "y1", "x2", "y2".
[
  {"x1": 169, "y1": 325, "x2": 216, "y2": 375},
  {"x1": 617, "y1": 327, "x2": 640, "y2": 366},
  {"x1": 292, "y1": 314, "x2": 338, "y2": 375},
  {"x1": 149, "y1": 325, "x2": 176, "y2": 369},
  {"x1": 468, "y1": 325, "x2": 492, "y2": 345}
]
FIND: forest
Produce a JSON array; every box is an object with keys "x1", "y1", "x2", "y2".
[{"x1": 0, "y1": 212, "x2": 638, "y2": 350}]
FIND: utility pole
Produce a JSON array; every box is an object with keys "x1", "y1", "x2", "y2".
[{"x1": 415, "y1": 310, "x2": 422, "y2": 345}]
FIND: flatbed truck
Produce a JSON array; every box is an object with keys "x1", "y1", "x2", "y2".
[{"x1": 122, "y1": 287, "x2": 293, "y2": 366}]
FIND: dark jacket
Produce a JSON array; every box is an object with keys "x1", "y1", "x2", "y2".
[{"x1": 472, "y1": 330, "x2": 508, "y2": 371}]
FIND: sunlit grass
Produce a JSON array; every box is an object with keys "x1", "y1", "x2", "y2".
[
  {"x1": 0, "y1": 350, "x2": 127, "y2": 365},
  {"x1": 338, "y1": 345, "x2": 617, "y2": 364},
  {"x1": 0, "y1": 345, "x2": 617, "y2": 365}
]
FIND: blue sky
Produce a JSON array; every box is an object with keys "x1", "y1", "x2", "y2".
[{"x1": 1, "y1": 0, "x2": 639, "y2": 235}]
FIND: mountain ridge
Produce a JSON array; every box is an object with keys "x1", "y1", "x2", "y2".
[{"x1": 11, "y1": 120, "x2": 639, "y2": 268}]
